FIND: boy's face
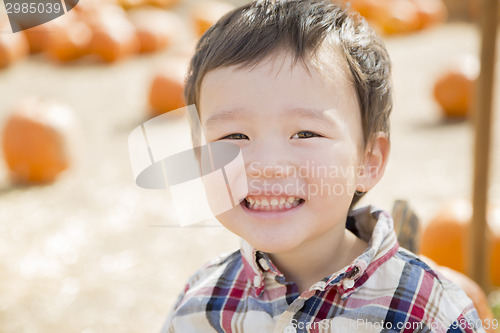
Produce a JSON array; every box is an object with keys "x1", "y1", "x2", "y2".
[{"x1": 199, "y1": 51, "x2": 383, "y2": 254}]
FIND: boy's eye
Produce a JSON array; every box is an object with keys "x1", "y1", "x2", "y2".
[
  {"x1": 219, "y1": 133, "x2": 249, "y2": 140},
  {"x1": 291, "y1": 131, "x2": 322, "y2": 139}
]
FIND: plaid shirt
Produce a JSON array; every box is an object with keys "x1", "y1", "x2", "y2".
[{"x1": 162, "y1": 206, "x2": 485, "y2": 333}]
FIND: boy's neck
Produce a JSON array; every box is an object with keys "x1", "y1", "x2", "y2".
[{"x1": 268, "y1": 224, "x2": 368, "y2": 294}]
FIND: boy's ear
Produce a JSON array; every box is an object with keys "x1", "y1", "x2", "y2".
[{"x1": 355, "y1": 132, "x2": 390, "y2": 193}]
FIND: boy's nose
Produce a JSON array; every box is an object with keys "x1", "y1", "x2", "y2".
[
  {"x1": 244, "y1": 142, "x2": 293, "y2": 179},
  {"x1": 247, "y1": 162, "x2": 292, "y2": 179}
]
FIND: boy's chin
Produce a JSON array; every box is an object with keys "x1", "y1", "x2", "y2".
[
  {"x1": 213, "y1": 201, "x2": 311, "y2": 253},
  {"x1": 232, "y1": 234, "x2": 294, "y2": 254}
]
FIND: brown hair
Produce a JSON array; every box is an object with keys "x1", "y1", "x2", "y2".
[{"x1": 185, "y1": 0, "x2": 392, "y2": 207}]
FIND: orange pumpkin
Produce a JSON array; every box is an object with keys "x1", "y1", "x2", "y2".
[
  {"x1": 84, "y1": 5, "x2": 140, "y2": 62},
  {"x1": 1, "y1": 97, "x2": 79, "y2": 184},
  {"x1": 191, "y1": 1, "x2": 236, "y2": 37},
  {"x1": 347, "y1": 0, "x2": 446, "y2": 34},
  {"x1": 420, "y1": 199, "x2": 500, "y2": 286},
  {"x1": 148, "y1": 58, "x2": 188, "y2": 117},
  {"x1": 411, "y1": 0, "x2": 447, "y2": 30},
  {"x1": 433, "y1": 55, "x2": 479, "y2": 118},
  {"x1": 146, "y1": 0, "x2": 179, "y2": 8},
  {"x1": 0, "y1": 20, "x2": 29, "y2": 69},
  {"x1": 371, "y1": 0, "x2": 421, "y2": 35},
  {"x1": 74, "y1": 0, "x2": 119, "y2": 13},
  {"x1": 117, "y1": 0, "x2": 178, "y2": 9},
  {"x1": 347, "y1": 0, "x2": 381, "y2": 19},
  {"x1": 44, "y1": 12, "x2": 92, "y2": 62},
  {"x1": 24, "y1": 20, "x2": 60, "y2": 54},
  {"x1": 117, "y1": 0, "x2": 148, "y2": 9}
]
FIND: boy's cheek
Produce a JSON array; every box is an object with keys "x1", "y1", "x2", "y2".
[
  {"x1": 202, "y1": 166, "x2": 248, "y2": 210},
  {"x1": 305, "y1": 177, "x2": 359, "y2": 200},
  {"x1": 201, "y1": 141, "x2": 248, "y2": 215}
]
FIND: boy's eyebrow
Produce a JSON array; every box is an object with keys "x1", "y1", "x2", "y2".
[
  {"x1": 204, "y1": 109, "x2": 248, "y2": 129},
  {"x1": 204, "y1": 107, "x2": 339, "y2": 128},
  {"x1": 288, "y1": 107, "x2": 340, "y2": 126}
]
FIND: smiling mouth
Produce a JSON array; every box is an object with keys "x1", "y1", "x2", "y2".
[{"x1": 242, "y1": 196, "x2": 305, "y2": 211}]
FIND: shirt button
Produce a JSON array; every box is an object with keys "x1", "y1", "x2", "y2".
[
  {"x1": 284, "y1": 326, "x2": 297, "y2": 333},
  {"x1": 253, "y1": 275, "x2": 262, "y2": 287},
  {"x1": 342, "y1": 278, "x2": 355, "y2": 289},
  {"x1": 258, "y1": 258, "x2": 270, "y2": 271}
]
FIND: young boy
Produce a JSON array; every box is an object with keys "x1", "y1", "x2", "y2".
[{"x1": 162, "y1": 0, "x2": 485, "y2": 332}]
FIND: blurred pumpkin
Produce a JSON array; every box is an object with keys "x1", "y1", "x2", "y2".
[
  {"x1": 74, "y1": 0, "x2": 119, "y2": 13},
  {"x1": 117, "y1": 0, "x2": 148, "y2": 9},
  {"x1": 433, "y1": 55, "x2": 479, "y2": 118},
  {"x1": 1, "y1": 97, "x2": 79, "y2": 184},
  {"x1": 146, "y1": 0, "x2": 179, "y2": 8},
  {"x1": 85, "y1": 5, "x2": 140, "y2": 62},
  {"x1": 148, "y1": 58, "x2": 188, "y2": 117},
  {"x1": 118, "y1": 0, "x2": 178, "y2": 9},
  {"x1": 128, "y1": 8, "x2": 181, "y2": 53},
  {"x1": 411, "y1": 0, "x2": 447, "y2": 30},
  {"x1": 371, "y1": 0, "x2": 421, "y2": 35},
  {"x1": 23, "y1": 20, "x2": 61, "y2": 54},
  {"x1": 347, "y1": 0, "x2": 381, "y2": 19},
  {"x1": 0, "y1": 20, "x2": 29, "y2": 69},
  {"x1": 420, "y1": 255, "x2": 496, "y2": 331},
  {"x1": 420, "y1": 199, "x2": 500, "y2": 286},
  {"x1": 191, "y1": 1, "x2": 236, "y2": 37},
  {"x1": 44, "y1": 12, "x2": 92, "y2": 62}
]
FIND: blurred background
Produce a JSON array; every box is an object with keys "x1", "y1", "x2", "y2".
[{"x1": 0, "y1": 0, "x2": 499, "y2": 331}]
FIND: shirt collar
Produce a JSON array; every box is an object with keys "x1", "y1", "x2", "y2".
[{"x1": 240, "y1": 205, "x2": 400, "y2": 297}]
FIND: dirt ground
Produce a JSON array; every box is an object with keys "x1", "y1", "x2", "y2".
[{"x1": 0, "y1": 3, "x2": 500, "y2": 332}]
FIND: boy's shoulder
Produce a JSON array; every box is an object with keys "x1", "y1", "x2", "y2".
[
  {"x1": 393, "y1": 245, "x2": 469, "y2": 305},
  {"x1": 160, "y1": 249, "x2": 259, "y2": 333},
  {"x1": 182, "y1": 249, "x2": 245, "y2": 291},
  {"x1": 171, "y1": 248, "x2": 254, "y2": 313},
  {"x1": 379, "y1": 247, "x2": 483, "y2": 329}
]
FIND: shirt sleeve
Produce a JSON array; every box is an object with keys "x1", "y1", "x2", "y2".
[
  {"x1": 158, "y1": 251, "x2": 239, "y2": 333},
  {"x1": 440, "y1": 277, "x2": 487, "y2": 333}
]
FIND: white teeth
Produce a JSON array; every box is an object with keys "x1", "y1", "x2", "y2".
[
  {"x1": 278, "y1": 198, "x2": 285, "y2": 209},
  {"x1": 245, "y1": 196, "x2": 303, "y2": 211}
]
